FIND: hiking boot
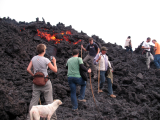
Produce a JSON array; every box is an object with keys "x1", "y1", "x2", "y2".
[
  {"x1": 78, "y1": 99, "x2": 86, "y2": 102},
  {"x1": 110, "y1": 94, "x2": 116, "y2": 98}
]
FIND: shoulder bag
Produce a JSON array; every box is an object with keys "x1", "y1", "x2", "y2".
[{"x1": 78, "y1": 58, "x2": 88, "y2": 81}]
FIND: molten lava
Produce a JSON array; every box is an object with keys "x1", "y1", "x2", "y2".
[{"x1": 37, "y1": 29, "x2": 81, "y2": 44}]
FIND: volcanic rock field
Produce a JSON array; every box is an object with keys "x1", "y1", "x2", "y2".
[{"x1": 0, "y1": 17, "x2": 160, "y2": 120}]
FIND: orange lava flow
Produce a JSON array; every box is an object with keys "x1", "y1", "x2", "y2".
[{"x1": 37, "y1": 29, "x2": 81, "y2": 45}]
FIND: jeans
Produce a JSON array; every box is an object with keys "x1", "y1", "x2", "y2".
[
  {"x1": 68, "y1": 77, "x2": 86, "y2": 109},
  {"x1": 100, "y1": 71, "x2": 113, "y2": 95},
  {"x1": 154, "y1": 54, "x2": 160, "y2": 69},
  {"x1": 125, "y1": 45, "x2": 133, "y2": 52}
]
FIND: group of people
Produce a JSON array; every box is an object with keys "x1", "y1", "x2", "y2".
[
  {"x1": 26, "y1": 37, "x2": 116, "y2": 119},
  {"x1": 124, "y1": 36, "x2": 160, "y2": 70},
  {"x1": 67, "y1": 37, "x2": 116, "y2": 111},
  {"x1": 26, "y1": 36, "x2": 160, "y2": 119}
]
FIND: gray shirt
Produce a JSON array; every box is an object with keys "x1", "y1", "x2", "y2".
[{"x1": 31, "y1": 55, "x2": 50, "y2": 77}]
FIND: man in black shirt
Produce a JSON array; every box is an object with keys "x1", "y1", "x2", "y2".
[{"x1": 81, "y1": 37, "x2": 100, "y2": 79}]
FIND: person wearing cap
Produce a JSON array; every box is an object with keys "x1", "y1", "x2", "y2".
[
  {"x1": 94, "y1": 46, "x2": 116, "y2": 98},
  {"x1": 81, "y1": 37, "x2": 100, "y2": 80},
  {"x1": 124, "y1": 36, "x2": 133, "y2": 52},
  {"x1": 142, "y1": 37, "x2": 154, "y2": 69},
  {"x1": 152, "y1": 39, "x2": 160, "y2": 70}
]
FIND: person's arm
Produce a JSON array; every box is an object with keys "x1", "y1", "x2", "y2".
[
  {"x1": 81, "y1": 44, "x2": 87, "y2": 51},
  {"x1": 94, "y1": 54, "x2": 101, "y2": 65},
  {"x1": 142, "y1": 46, "x2": 150, "y2": 49},
  {"x1": 154, "y1": 43, "x2": 157, "y2": 52},
  {"x1": 97, "y1": 48, "x2": 100, "y2": 54},
  {"x1": 48, "y1": 57, "x2": 57, "y2": 73},
  {"x1": 66, "y1": 62, "x2": 68, "y2": 69},
  {"x1": 80, "y1": 64, "x2": 88, "y2": 72},
  {"x1": 27, "y1": 61, "x2": 34, "y2": 76},
  {"x1": 141, "y1": 42, "x2": 150, "y2": 49},
  {"x1": 80, "y1": 64, "x2": 91, "y2": 73}
]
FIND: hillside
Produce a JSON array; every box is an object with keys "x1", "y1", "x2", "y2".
[{"x1": 0, "y1": 17, "x2": 160, "y2": 120}]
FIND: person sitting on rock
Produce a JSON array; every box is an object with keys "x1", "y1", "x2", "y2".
[
  {"x1": 152, "y1": 39, "x2": 160, "y2": 70},
  {"x1": 141, "y1": 37, "x2": 154, "y2": 69},
  {"x1": 94, "y1": 46, "x2": 116, "y2": 98},
  {"x1": 81, "y1": 37, "x2": 100, "y2": 80},
  {"x1": 124, "y1": 36, "x2": 133, "y2": 52},
  {"x1": 66, "y1": 49, "x2": 91, "y2": 111}
]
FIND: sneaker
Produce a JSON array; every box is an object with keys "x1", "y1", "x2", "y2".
[
  {"x1": 78, "y1": 99, "x2": 86, "y2": 102},
  {"x1": 110, "y1": 94, "x2": 116, "y2": 98},
  {"x1": 93, "y1": 76, "x2": 98, "y2": 80},
  {"x1": 98, "y1": 89, "x2": 103, "y2": 93},
  {"x1": 72, "y1": 108, "x2": 78, "y2": 111}
]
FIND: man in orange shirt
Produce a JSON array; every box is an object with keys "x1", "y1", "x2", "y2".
[{"x1": 152, "y1": 39, "x2": 160, "y2": 69}]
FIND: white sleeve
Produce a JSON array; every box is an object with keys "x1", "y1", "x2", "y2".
[{"x1": 142, "y1": 42, "x2": 146, "y2": 47}]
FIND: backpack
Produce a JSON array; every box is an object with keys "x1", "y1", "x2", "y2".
[{"x1": 89, "y1": 42, "x2": 98, "y2": 52}]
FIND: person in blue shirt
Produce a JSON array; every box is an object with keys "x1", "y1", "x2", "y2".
[{"x1": 81, "y1": 37, "x2": 100, "y2": 80}]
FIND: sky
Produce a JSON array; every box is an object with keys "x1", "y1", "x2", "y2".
[{"x1": 0, "y1": 0, "x2": 160, "y2": 50}]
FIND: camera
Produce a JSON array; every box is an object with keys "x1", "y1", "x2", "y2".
[{"x1": 50, "y1": 56, "x2": 54, "y2": 60}]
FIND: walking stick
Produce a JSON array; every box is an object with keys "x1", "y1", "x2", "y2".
[
  {"x1": 98, "y1": 61, "x2": 100, "y2": 94},
  {"x1": 89, "y1": 73, "x2": 99, "y2": 112}
]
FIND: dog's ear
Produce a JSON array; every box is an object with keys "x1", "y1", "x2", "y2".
[{"x1": 58, "y1": 100, "x2": 62, "y2": 105}]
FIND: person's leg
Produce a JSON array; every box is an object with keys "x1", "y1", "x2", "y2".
[
  {"x1": 146, "y1": 52, "x2": 150, "y2": 69},
  {"x1": 90, "y1": 56, "x2": 98, "y2": 79},
  {"x1": 129, "y1": 45, "x2": 133, "y2": 52},
  {"x1": 154, "y1": 54, "x2": 160, "y2": 69},
  {"x1": 150, "y1": 53, "x2": 154, "y2": 61},
  {"x1": 126, "y1": 47, "x2": 129, "y2": 52},
  {"x1": 157, "y1": 55, "x2": 160, "y2": 69},
  {"x1": 68, "y1": 77, "x2": 78, "y2": 110},
  {"x1": 83, "y1": 54, "x2": 90, "y2": 67},
  {"x1": 100, "y1": 71, "x2": 106, "y2": 90},
  {"x1": 43, "y1": 80, "x2": 57, "y2": 120},
  {"x1": 26, "y1": 85, "x2": 41, "y2": 120},
  {"x1": 76, "y1": 77, "x2": 86, "y2": 100},
  {"x1": 106, "y1": 77, "x2": 113, "y2": 95}
]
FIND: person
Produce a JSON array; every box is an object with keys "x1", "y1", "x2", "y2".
[
  {"x1": 94, "y1": 46, "x2": 116, "y2": 98},
  {"x1": 26, "y1": 44, "x2": 57, "y2": 120},
  {"x1": 81, "y1": 37, "x2": 100, "y2": 80},
  {"x1": 141, "y1": 37, "x2": 154, "y2": 69},
  {"x1": 124, "y1": 36, "x2": 133, "y2": 52},
  {"x1": 66, "y1": 49, "x2": 91, "y2": 111},
  {"x1": 152, "y1": 39, "x2": 160, "y2": 70}
]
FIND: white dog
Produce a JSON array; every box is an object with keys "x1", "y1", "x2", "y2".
[{"x1": 30, "y1": 99, "x2": 62, "y2": 120}]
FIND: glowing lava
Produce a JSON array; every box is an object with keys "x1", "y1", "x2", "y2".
[{"x1": 37, "y1": 29, "x2": 81, "y2": 44}]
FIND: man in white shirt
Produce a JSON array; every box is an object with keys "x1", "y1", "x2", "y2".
[
  {"x1": 142, "y1": 37, "x2": 154, "y2": 69},
  {"x1": 124, "y1": 36, "x2": 133, "y2": 52}
]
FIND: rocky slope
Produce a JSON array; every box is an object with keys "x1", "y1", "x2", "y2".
[{"x1": 0, "y1": 17, "x2": 160, "y2": 120}]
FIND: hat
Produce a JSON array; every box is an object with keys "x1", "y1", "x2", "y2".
[
  {"x1": 147, "y1": 37, "x2": 151, "y2": 40},
  {"x1": 101, "y1": 46, "x2": 108, "y2": 51}
]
